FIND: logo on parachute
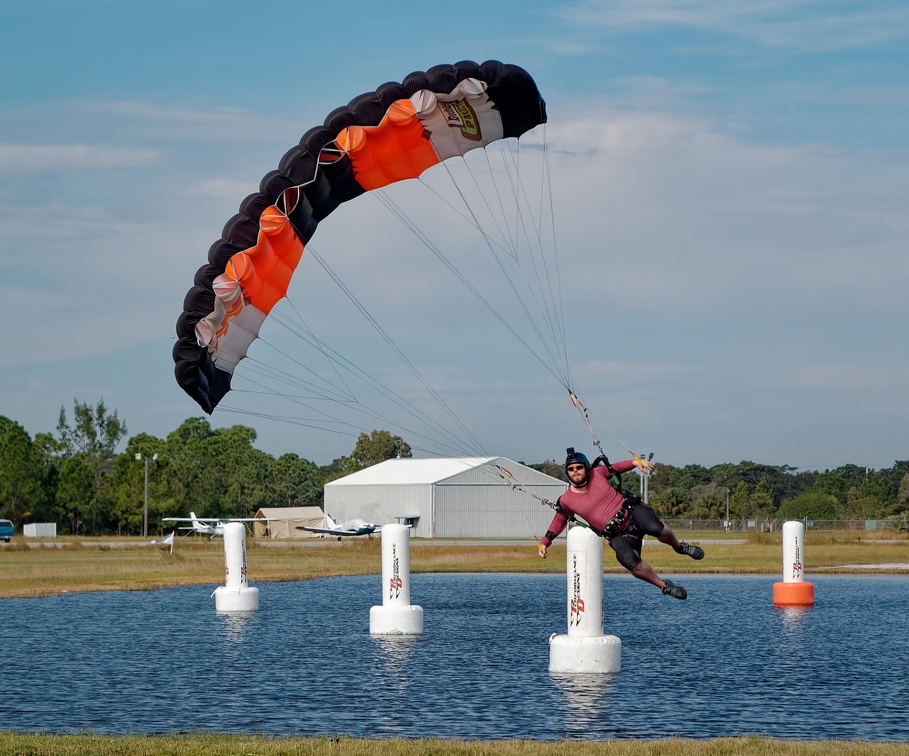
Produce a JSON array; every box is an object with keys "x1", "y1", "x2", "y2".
[{"x1": 440, "y1": 99, "x2": 482, "y2": 142}]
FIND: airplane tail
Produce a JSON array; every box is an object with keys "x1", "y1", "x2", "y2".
[{"x1": 325, "y1": 513, "x2": 339, "y2": 530}]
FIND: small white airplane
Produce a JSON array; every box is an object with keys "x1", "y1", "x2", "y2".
[
  {"x1": 296, "y1": 513, "x2": 380, "y2": 539},
  {"x1": 162, "y1": 512, "x2": 268, "y2": 538}
]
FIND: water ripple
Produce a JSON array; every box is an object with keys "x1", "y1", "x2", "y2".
[{"x1": 1, "y1": 573, "x2": 907, "y2": 740}]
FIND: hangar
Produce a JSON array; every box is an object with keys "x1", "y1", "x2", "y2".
[{"x1": 323, "y1": 457, "x2": 566, "y2": 539}]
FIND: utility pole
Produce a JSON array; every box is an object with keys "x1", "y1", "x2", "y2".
[
  {"x1": 726, "y1": 488, "x2": 730, "y2": 533},
  {"x1": 135, "y1": 453, "x2": 158, "y2": 538}
]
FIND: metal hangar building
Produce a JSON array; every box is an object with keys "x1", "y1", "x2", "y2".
[{"x1": 323, "y1": 457, "x2": 566, "y2": 539}]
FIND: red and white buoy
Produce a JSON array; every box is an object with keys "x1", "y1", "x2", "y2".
[
  {"x1": 212, "y1": 521, "x2": 259, "y2": 612},
  {"x1": 370, "y1": 523, "x2": 423, "y2": 635},
  {"x1": 773, "y1": 520, "x2": 815, "y2": 607},
  {"x1": 549, "y1": 525, "x2": 621, "y2": 673}
]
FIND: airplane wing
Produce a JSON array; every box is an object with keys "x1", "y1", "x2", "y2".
[
  {"x1": 295, "y1": 525, "x2": 360, "y2": 536},
  {"x1": 162, "y1": 517, "x2": 222, "y2": 523},
  {"x1": 162, "y1": 516, "x2": 278, "y2": 523}
]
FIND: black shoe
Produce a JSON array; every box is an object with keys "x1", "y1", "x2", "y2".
[
  {"x1": 679, "y1": 541, "x2": 704, "y2": 560},
  {"x1": 661, "y1": 579, "x2": 687, "y2": 600}
]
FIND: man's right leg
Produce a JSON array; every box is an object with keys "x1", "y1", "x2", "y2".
[{"x1": 612, "y1": 535, "x2": 687, "y2": 598}]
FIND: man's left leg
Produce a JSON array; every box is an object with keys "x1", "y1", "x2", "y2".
[{"x1": 632, "y1": 501, "x2": 704, "y2": 560}]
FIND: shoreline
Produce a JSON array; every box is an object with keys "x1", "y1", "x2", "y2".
[{"x1": 2, "y1": 534, "x2": 907, "y2": 600}]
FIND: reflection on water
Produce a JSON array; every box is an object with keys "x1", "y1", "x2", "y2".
[
  {"x1": 219, "y1": 611, "x2": 255, "y2": 643},
  {"x1": 1, "y1": 574, "x2": 908, "y2": 741},
  {"x1": 778, "y1": 605, "x2": 812, "y2": 631},
  {"x1": 551, "y1": 673, "x2": 616, "y2": 735},
  {"x1": 371, "y1": 634, "x2": 420, "y2": 674}
]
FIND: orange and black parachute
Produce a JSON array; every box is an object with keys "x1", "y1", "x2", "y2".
[{"x1": 174, "y1": 60, "x2": 547, "y2": 413}]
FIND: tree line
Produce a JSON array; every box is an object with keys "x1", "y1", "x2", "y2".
[
  {"x1": 1, "y1": 400, "x2": 906, "y2": 535},
  {"x1": 0, "y1": 401, "x2": 411, "y2": 536},
  {"x1": 531, "y1": 458, "x2": 909, "y2": 524}
]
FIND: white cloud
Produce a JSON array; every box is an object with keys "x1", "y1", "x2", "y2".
[
  {"x1": 0, "y1": 143, "x2": 160, "y2": 173},
  {"x1": 558, "y1": 0, "x2": 909, "y2": 52}
]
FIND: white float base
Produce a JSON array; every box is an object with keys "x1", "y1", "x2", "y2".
[
  {"x1": 548, "y1": 633, "x2": 622, "y2": 673},
  {"x1": 369, "y1": 604, "x2": 424, "y2": 635},
  {"x1": 213, "y1": 586, "x2": 259, "y2": 612}
]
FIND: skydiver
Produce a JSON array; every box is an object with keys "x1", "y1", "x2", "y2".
[{"x1": 537, "y1": 447, "x2": 704, "y2": 599}]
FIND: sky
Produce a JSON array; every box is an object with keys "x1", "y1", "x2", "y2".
[{"x1": 1, "y1": 0, "x2": 907, "y2": 472}]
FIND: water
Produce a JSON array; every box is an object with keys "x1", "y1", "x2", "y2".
[{"x1": 1, "y1": 573, "x2": 908, "y2": 741}]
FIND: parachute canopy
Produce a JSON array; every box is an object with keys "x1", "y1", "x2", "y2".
[{"x1": 174, "y1": 60, "x2": 547, "y2": 413}]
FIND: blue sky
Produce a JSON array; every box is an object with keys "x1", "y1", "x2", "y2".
[{"x1": 1, "y1": 0, "x2": 907, "y2": 471}]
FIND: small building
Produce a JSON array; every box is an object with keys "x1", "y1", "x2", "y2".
[
  {"x1": 23, "y1": 523, "x2": 57, "y2": 538},
  {"x1": 252, "y1": 506, "x2": 326, "y2": 539},
  {"x1": 323, "y1": 457, "x2": 566, "y2": 539}
]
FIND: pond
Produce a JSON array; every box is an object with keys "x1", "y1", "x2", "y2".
[{"x1": 1, "y1": 573, "x2": 908, "y2": 741}]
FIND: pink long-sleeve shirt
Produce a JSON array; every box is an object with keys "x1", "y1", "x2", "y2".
[{"x1": 540, "y1": 460, "x2": 637, "y2": 546}]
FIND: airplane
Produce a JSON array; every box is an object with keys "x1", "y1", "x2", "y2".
[
  {"x1": 161, "y1": 512, "x2": 272, "y2": 538},
  {"x1": 296, "y1": 513, "x2": 380, "y2": 539}
]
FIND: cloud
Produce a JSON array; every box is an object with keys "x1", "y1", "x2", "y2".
[
  {"x1": 0, "y1": 143, "x2": 160, "y2": 173},
  {"x1": 558, "y1": 0, "x2": 909, "y2": 52}
]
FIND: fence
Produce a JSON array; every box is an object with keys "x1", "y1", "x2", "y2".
[{"x1": 663, "y1": 518, "x2": 901, "y2": 533}]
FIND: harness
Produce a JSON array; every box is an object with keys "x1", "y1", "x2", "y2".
[{"x1": 556, "y1": 456, "x2": 640, "y2": 538}]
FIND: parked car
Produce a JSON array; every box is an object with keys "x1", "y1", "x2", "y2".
[{"x1": 0, "y1": 519, "x2": 14, "y2": 542}]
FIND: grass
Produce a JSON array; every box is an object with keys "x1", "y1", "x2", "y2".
[
  {"x1": 0, "y1": 733, "x2": 907, "y2": 755},
  {"x1": 0, "y1": 530, "x2": 906, "y2": 599}
]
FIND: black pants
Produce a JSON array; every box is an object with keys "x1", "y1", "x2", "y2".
[{"x1": 607, "y1": 500, "x2": 666, "y2": 571}]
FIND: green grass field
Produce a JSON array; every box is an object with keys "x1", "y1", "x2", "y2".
[{"x1": 0, "y1": 733, "x2": 907, "y2": 755}]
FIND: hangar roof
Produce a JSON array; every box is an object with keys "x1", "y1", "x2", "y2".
[{"x1": 325, "y1": 457, "x2": 499, "y2": 486}]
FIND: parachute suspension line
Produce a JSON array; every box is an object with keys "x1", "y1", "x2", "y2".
[
  {"x1": 305, "y1": 243, "x2": 488, "y2": 458},
  {"x1": 372, "y1": 189, "x2": 569, "y2": 390},
  {"x1": 495, "y1": 136, "x2": 571, "y2": 386},
  {"x1": 230, "y1": 356, "x2": 354, "y2": 403},
  {"x1": 464, "y1": 137, "x2": 572, "y2": 387},
  {"x1": 267, "y1": 304, "x2": 487, "y2": 458},
  {"x1": 431, "y1": 159, "x2": 572, "y2": 392},
  {"x1": 540, "y1": 125, "x2": 573, "y2": 391},
  {"x1": 279, "y1": 299, "x2": 358, "y2": 401},
  {"x1": 568, "y1": 388, "x2": 644, "y2": 468},
  {"x1": 229, "y1": 332, "x2": 486, "y2": 459}
]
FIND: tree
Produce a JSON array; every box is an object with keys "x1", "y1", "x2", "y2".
[
  {"x1": 0, "y1": 417, "x2": 43, "y2": 524},
  {"x1": 108, "y1": 433, "x2": 165, "y2": 536},
  {"x1": 265, "y1": 454, "x2": 321, "y2": 507},
  {"x1": 649, "y1": 487, "x2": 691, "y2": 517},
  {"x1": 160, "y1": 420, "x2": 270, "y2": 519},
  {"x1": 750, "y1": 480, "x2": 776, "y2": 517},
  {"x1": 56, "y1": 456, "x2": 93, "y2": 535},
  {"x1": 56, "y1": 399, "x2": 128, "y2": 487},
  {"x1": 778, "y1": 492, "x2": 840, "y2": 521},
  {"x1": 899, "y1": 474, "x2": 909, "y2": 508},
  {"x1": 813, "y1": 470, "x2": 849, "y2": 504},
  {"x1": 846, "y1": 470, "x2": 895, "y2": 519},
  {"x1": 346, "y1": 430, "x2": 412, "y2": 473},
  {"x1": 527, "y1": 459, "x2": 567, "y2": 482},
  {"x1": 730, "y1": 481, "x2": 750, "y2": 520}
]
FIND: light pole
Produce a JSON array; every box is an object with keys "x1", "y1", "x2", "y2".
[
  {"x1": 135, "y1": 453, "x2": 158, "y2": 537},
  {"x1": 725, "y1": 488, "x2": 730, "y2": 533}
]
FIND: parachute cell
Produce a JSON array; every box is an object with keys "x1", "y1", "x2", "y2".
[{"x1": 174, "y1": 60, "x2": 546, "y2": 413}]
